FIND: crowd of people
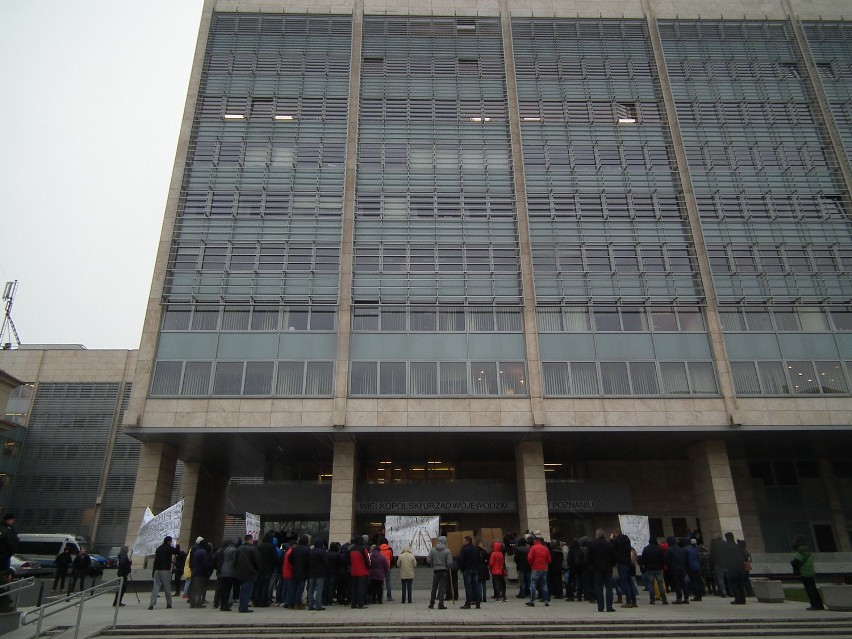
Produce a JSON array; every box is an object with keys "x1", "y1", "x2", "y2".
[{"x1": 138, "y1": 524, "x2": 824, "y2": 614}]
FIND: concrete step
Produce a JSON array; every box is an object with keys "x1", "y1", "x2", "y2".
[{"x1": 94, "y1": 619, "x2": 852, "y2": 639}]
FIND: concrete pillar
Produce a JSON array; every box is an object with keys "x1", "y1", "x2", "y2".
[
  {"x1": 125, "y1": 442, "x2": 178, "y2": 547},
  {"x1": 818, "y1": 460, "x2": 852, "y2": 552},
  {"x1": 178, "y1": 462, "x2": 229, "y2": 546},
  {"x1": 515, "y1": 439, "x2": 549, "y2": 535},
  {"x1": 688, "y1": 440, "x2": 744, "y2": 541},
  {"x1": 328, "y1": 439, "x2": 358, "y2": 544}
]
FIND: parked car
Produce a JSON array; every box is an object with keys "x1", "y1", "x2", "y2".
[
  {"x1": 10, "y1": 554, "x2": 52, "y2": 578},
  {"x1": 88, "y1": 554, "x2": 107, "y2": 577}
]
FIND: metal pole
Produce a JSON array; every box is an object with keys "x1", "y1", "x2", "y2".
[
  {"x1": 34, "y1": 602, "x2": 46, "y2": 639},
  {"x1": 36, "y1": 582, "x2": 45, "y2": 607},
  {"x1": 73, "y1": 591, "x2": 85, "y2": 639},
  {"x1": 112, "y1": 588, "x2": 120, "y2": 630}
]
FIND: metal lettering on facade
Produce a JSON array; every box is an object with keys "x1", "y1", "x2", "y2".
[
  {"x1": 357, "y1": 500, "x2": 511, "y2": 513},
  {"x1": 548, "y1": 500, "x2": 596, "y2": 512}
]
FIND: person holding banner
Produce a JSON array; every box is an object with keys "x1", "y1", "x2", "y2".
[{"x1": 148, "y1": 536, "x2": 177, "y2": 610}]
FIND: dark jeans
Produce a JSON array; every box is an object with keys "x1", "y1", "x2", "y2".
[
  {"x1": 67, "y1": 570, "x2": 88, "y2": 595},
  {"x1": 189, "y1": 575, "x2": 208, "y2": 607},
  {"x1": 669, "y1": 568, "x2": 689, "y2": 602},
  {"x1": 113, "y1": 574, "x2": 127, "y2": 605},
  {"x1": 430, "y1": 570, "x2": 448, "y2": 606},
  {"x1": 285, "y1": 579, "x2": 305, "y2": 607},
  {"x1": 491, "y1": 574, "x2": 506, "y2": 600},
  {"x1": 801, "y1": 576, "x2": 823, "y2": 609},
  {"x1": 400, "y1": 578, "x2": 413, "y2": 603},
  {"x1": 462, "y1": 569, "x2": 480, "y2": 605},
  {"x1": 53, "y1": 568, "x2": 68, "y2": 591},
  {"x1": 593, "y1": 570, "x2": 616, "y2": 611},
  {"x1": 350, "y1": 574, "x2": 368, "y2": 608},
  {"x1": 728, "y1": 570, "x2": 747, "y2": 604},
  {"x1": 617, "y1": 564, "x2": 637, "y2": 605},
  {"x1": 530, "y1": 569, "x2": 549, "y2": 603},
  {"x1": 253, "y1": 574, "x2": 270, "y2": 606},
  {"x1": 216, "y1": 576, "x2": 235, "y2": 610},
  {"x1": 307, "y1": 576, "x2": 325, "y2": 610},
  {"x1": 688, "y1": 568, "x2": 704, "y2": 600},
  {"x1": 517, "y1": 569, "x2": 530, "y2": 597},
  {"x1": 238, "y1": 579, "x2": 254, "y2": 612}
]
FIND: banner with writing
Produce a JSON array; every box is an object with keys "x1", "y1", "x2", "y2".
[
  {"x1": 245, "y1": 512, "x2": 261, "y2": 541},
  {"x1": 132, "y1": 500, "x2": 184, "y2": 557},
  {"x1": 385, "y1": 515, "x2": 440, "y2": 558},
  {"x1": 618, "y1": 514, "x2": 650, "y2": 553}
]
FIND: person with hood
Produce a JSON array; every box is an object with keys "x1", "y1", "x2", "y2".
[
  {"x1": 279, "y1": 542, "x2": 294, "y2": 606},
  {"x1": 254, "y1": 531, "x2": 276, "y2": 607},
  {"x1": 348, "y1": 535, "x2": 370, "y2": 609},
  {"x1": 286, "y1": 534, "x2": 311, "y2": 609},
  {"x1": 588, "y1": 528, "x2": 616, "y2": 612},
  {"x1": 189, "y1": 541, "x2": 213, "y2": 608},
  {"x1": 476, "y1": 541, "x2": 491, "y2": 602},
  {"x1": 612, "y1": 530, "x2": 637, "y2": 608},
  {"x1": 397, "y1": 544, "x2": 417, "y2": 603},
  {"x1": 526, "y1": 536, "x2": 551, "y2": 607},
  {"x1": 722, "y1": 532, "x2": 747, "y2": 605},
  {"x1": 791, "y1": 534, "x2": 823, "y2": 610},
  {"x1": 215, "y1": 540, "x2": 238, "y2": 611},
  {"x1": 427, "y1": 534, "x2": 453, "y2": 609},
  {"x1": 564, "y1": 538, "x2": 583, "y2": 601},
  {"x1": 379, "y1": 538, "x2": 394, "y2": 601},
  {"x1": 456, "y1": 535, "x2": 482, "y2": 609},
  {"x1": 235, "y1": 534, "x2": 261, "y2": 613},
  {"x1": 307, "y1": 539, "x2": 330, "y2": 610},
  {"x1": 488, "y1": 540, "x2": 507, "y2": 602},
  {"x1": 112, "y1": 546, "x2": 132, "y2": 607},
  {"x1": 324, "y1": 541, "x2": 341, "y2": 606},
  {"x1": 369, "y1": 544, "x2": 389, "y2": 603}
]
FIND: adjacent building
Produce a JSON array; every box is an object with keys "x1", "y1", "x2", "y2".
[{"x1": 3, "y1": 0, "x2": 852, "y2": 557}]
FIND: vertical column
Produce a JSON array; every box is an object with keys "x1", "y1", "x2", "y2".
[
  {"x1": 333, "y1": 0, "x2": 364, "y2": 428},
  {"x1": 179, "y1": 462, "x2": 229, "y2": 545},
  {"x1": 329, "y1": 438, "x2": 358, "y2": 544},
  {"x1": 499, "y1": 0, "x2": 546, "y2": 427},
  {"x1": 125, "y1": 442, "x2": 178, "y2": 547},
  {"x1": 641, "y1": 0, "x2": 739, "y2": 421},
  {"x1": 688, "y1": 440, "x2": 744, "y2": 541},
  {"x1": 515, "y1": 439, "x2": 549, "y2": 535}
]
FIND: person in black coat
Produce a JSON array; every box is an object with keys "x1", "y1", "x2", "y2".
[
  {"x1": 189, "y1": 542, "x2": 213, "y2": 608},
  {"x1": 588, "y1": 529, "x2": 616, "y2": 612},
  {"x1": 307, "y1": 539, "x2": 330, "y2": 610},
  {"x1": 67, "y1": 549, "x2": 92, "y2": 596},
  {"x1": 640, "y1": 537, "x2": 667, "y2": 604},
  {"x1": 665, "y1": 537, "x2": 689, "y2": 604},
  {"x1": 53, "y1": 547, "x2": 73, "y2": 592},
  {"x1": 513, "y1": 537, "x2": 531, "y2": 598},
  {"x1": 286, "y1": 534, "x2": 311, "y2": 609},
  {"x1": 456, "y1": 535, "x2": 483, "y2": 608},
  {"x1": 254, "y1": 532, "x2": 277, "y2": 607},
  {"x1": 113, "y1": 546, "x2": 132, "y2": 606}
]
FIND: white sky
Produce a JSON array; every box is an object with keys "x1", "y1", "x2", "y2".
[{"x1": 0, "y1": 0, "x2": 205, "y2": 350}]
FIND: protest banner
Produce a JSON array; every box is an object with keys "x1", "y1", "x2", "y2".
[
  {"x1": 132, "y1": 500, "x2": 184, "y2": 556},
  {"x1": 385, "y1": 515, "x2": 440, "y2": 557},
  {"x1": 618, "y1": 514, "x2": 650, "y2": 553},
  {"x1": 245, "y1": 512, "x2": 261, "y2": 541}
]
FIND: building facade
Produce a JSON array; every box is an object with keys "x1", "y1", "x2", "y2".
[{"x1": 7, "y1": 0, "x2": 852, "y2": 557}]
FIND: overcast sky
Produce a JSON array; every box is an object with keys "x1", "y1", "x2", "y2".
[{"x1": 0, "y1": 1, "x2": 205, "y2": 350}]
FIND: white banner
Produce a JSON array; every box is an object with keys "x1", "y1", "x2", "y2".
[
  {"x1": 385, "y1": 515, "x2": 440, "y2": 558},
  {"x1": 618, "y1": 514, "x2": 650, "y2": 553},
  {"x1": 245, "y1": 512, "x2": 261, "y2": 541},
  {"x1": 132, "y1": 500, "x2": 184, "y2": 557}
]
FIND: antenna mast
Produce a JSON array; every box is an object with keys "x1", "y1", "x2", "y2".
[{"x1": 1, "y1": 280, "x2": 21, "y2": 349}]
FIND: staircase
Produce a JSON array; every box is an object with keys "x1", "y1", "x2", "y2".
[{"x1": 93, "y1": 618, "x2": 852, "y2": 638}]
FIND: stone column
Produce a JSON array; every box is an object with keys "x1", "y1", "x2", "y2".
[
  {"x1": 818, "y1": 460, "x2": 852, "y2": 552},
  {"x1": 328, "y1": 439, "x2": 358, "y2": 544},
  {"x1": 688, "y1": 440, "x2": 744, "y2": 540},
  {"x1": 125, "y1": 442, "x2": 178, "y2": 547},
  {"x1": 515, "y1": 439, "x2": 549, "y2": 535},
  {"x1": 178, "y1": 462, "x2": 230, "y2": 546}
]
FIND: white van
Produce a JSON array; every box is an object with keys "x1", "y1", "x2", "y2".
[{"x1": 16, "y1": 534, "x2": 91, "y2": 569}]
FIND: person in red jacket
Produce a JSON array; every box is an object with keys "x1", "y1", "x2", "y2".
[
  {"x1": 488, "y1": 541, "x2": 507, "y2": 602},
  {"x1": 526, "y1": 536, "x2": 552, "y2": 607},
  {"x1": 280, "y1": 544, "x2": 294, "y2": 607},
  {"x1": 379, "y1": 539, "x2": 394, "y2": 601},
  {"x1": 348, "y1": 536, "x2": 370, "y2": 609}
]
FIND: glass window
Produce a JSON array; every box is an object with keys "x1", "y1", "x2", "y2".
[
  {"x1": 641, "y1": 247, "x2": 666, "y2": 272},
  {"x1": 310, "y1": 308, "x2": 335, "y2": 331},
  {"x1": 732, "y1": 362, "x2": 761, "y2": 394},
  {"x1": 213, "y1": 362, "x2": 244, "y2": 395},
  {"x1": 614, "y1": 248, "x2": 639, "y2": 272},
  {"x1": 411, "y1": 307, "x2": 437, "y2": 331},
  {"x1": 222, "y1": 307, "x2": 250, "y2": 330},
  {"x1": 471, "y1": 362, "x2": 498, "y2": 395},
  {"x1": 660, "y1": 362, "x2": 689, "y2": 394},
  {"x1": 758, "y1": 249, "x2": 784, "y2": 273},
  {"x1": 381, "y1": 307, "x2": 406, "y2": 331},
  {"x1": 601, "y1": 362, "x2": 630, "y2": 395},
  {"x1": 305, "y1": 362, "x2": 333, "y2": 395},
  {"x1": 162, "y1": 306, "x2": 191, "y2": 331},
  {"x1": 439, "y1": 307, "x2": 464, "y2": 331},
  {"x1": 277, "y1": 362, "x2": 304, "y2": 395},
  {"x1": 353, "y1": 307, "x2": 379, "y2": 331},
  {"x1": 151, "y1": 361, "x2": 182, "y2": 396},
  {"x1": 621, "y1": 308, "x2": 648, "y2": 331},
  {"x1": 629, "y1": 362, "x2": 659, "y2": 395},
  {"x1": 499, "y1": 362, "x2": 527, "y2": 395},
  {"x1": 585, "y1": 247, "x2": 611, "y2": 272},
  {"x1": 564, "y1": 308, "x2": 590, "y2": 331},
  {"x1": 815, "y1": 361, "x2": 848, "y2": 394},
  {"x1": 284, "y1": 307, "x2": 308, "y2": 330},
  {"x1": 496, "y1": 309, "x2": 522, "y2": 332},
  {"x1": 651, "y1": 308, "x2": 677, "y2": 331},
  {"x1": 829, "y1": 307, "x2": 852, "y2": 331},
  {"x1": 719, "y1": 308, "x2": 745, "y2": 331},
  {"x1": 688, "y1": 362, "x2": 717, "y2": 394},
  {"x1": 410, "y1": 362, "x2": 438, "y2": 395},
  {"x1": 537, "y1": 308, "x2": 562, "y2": 332},
  {"x1": 202, "y1": 245, "x2": 227, "y2": 270},
  {"x1": 440, "y1": 362, "x2": 467, "y2": 394},
  {"x1": 744, "y1": 309, "x2": 772, "y2": 331},
  {"x1": 708, "y1": 249, "x2": 730, "y2": 273},
  {"x1": 350, "y1": 362, "x2": 378, "y2": 395},
  {"x1": 571, "y1": 362, "x2": 599, "y2": 395},
  {"x1": 380, "y1": 362, "x2": 406, "y2": 394},
  {"x1": 469, "y1": 308, "x2": 494, "y2": 331},
  {"x1": 787, "y1": 361, "x2": 819, "y2": 394},
  {"x1": 593, "y1": 307, "x2": 620, "y2": 331},
  {"x1": 677, "y1": 309, "x2": 704, "y2": 331},
  {"x1": 181, "y1": 361, "x2": 211, "y2": 395},
  {"x1": 191, "y1": 308, "x2": 219, "y2": 331},
  {"x1": 251, "y1": 308, "x2": 279, "y2": 331},
  {"x1": 542, "y1": 362, "x2": 570, "y2": 395},
  {"x1": 773, "y1": 310, "x2": 800, "y2": 331},
  {"x1": 758, "y1": 361, "x2": 788, "y2": 394},
  {"x1": 800, "y1": 308, "x2": 828, "y2": 331},
  {"x1": 243, "y1": 362, "x2": 274, "y2": 395},
  {"x1": 667, "y1": 248, "x2": 692, "y2": 272}
]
